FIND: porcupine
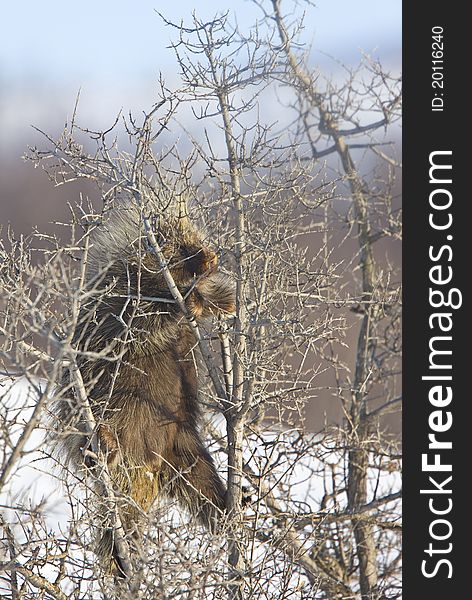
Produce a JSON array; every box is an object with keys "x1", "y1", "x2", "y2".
[{"x1": 52, "y1": 200, "x2": 235, "y2": 574}]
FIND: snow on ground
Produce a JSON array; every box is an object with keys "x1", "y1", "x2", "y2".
[
  {"x1": 1, "y1": 377, "x2": 69, "y2": 530},
  {"x1": 1, "y1": 377, "x2": 401, "y2": 598}
]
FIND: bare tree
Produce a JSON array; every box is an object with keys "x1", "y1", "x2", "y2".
[{"x1": 1, "y1": 2, "x2": 401, "y2": 598}]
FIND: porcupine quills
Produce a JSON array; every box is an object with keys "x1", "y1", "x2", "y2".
[{"x1": 51, "y1": 200, "x2": 235, "y2": 575}]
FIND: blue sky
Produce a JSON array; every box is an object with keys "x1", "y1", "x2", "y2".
[
  {"x1": 1, "y1": 1, "x2": 401, "y2": 81},
  {"x1": 0, "y1": 1, "x2": 401, "y2": 153}
]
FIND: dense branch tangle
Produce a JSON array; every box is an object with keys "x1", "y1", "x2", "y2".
[{"x1": 1, "y1": 1, "x2": 401, "y2": 599}]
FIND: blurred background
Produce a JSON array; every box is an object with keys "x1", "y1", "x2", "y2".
[{"x1": 0, "y1": 0, "x2": 401, "y2": 431}]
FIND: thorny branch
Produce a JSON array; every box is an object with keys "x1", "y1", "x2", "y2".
[{"x1": 1, "y1": 1, "x2": 401, "y2": 598}]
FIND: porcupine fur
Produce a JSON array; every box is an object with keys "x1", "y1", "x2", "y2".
[{"x1": 52, "y1": 200, "x2": 235, "y2": 574}]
